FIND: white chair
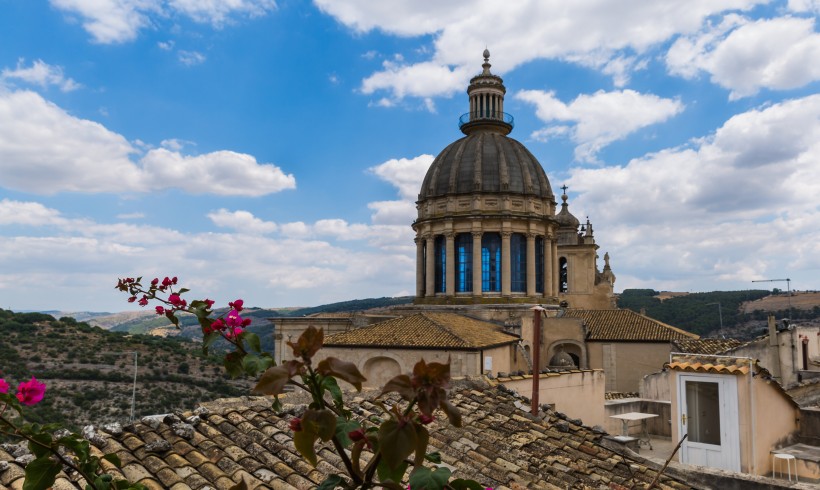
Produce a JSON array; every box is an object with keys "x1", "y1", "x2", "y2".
[{"x1": 772, "y1": 453, "x2": 798, "y2": 482}]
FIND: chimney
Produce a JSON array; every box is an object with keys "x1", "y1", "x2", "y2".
[{"x1": 768, "y1": 314, "x2": 778, "y2": 346}]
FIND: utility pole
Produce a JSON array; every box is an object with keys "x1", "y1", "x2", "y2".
[
  {"x1": 99, "y1": 350, "x2": 139, "y2": 422},
  {"x1": 752, "y1": 278, "x2": 792, "y2": 321},
  {"x1": 706, "y1": 302, "x2": 723, "y2": 330}
]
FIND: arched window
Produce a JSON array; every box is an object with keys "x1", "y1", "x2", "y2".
[
  {"x1": 455, "y1": 233, "x2": 472, "y2": 292},
  {"x1": 434, "y1": 235, "x2": 446, "y2": 293},
  {"x1": 481, "y1": 233, "x2": 501, "y2": 292},
  {"x1": 510, "y1": 233, "x2": 527, "y2": 292},
  {"x1": 559, "y1": 257, "x2": 568, "y2": 293},
  {"x1": 535, "y1": 236, "x2": 544, "y2": 293}
]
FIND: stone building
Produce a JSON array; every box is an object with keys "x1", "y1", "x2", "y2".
[{"x1": 412, "y1": 49, "x2": 615, "y2": 310}]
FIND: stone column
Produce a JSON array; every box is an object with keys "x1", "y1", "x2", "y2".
[
  {"x1": 472, "y1": 231, "x2": 482, "y2": 296},
  {"x1": 501, "y1": 231, "x2": 512, "y2": 297},
  {"x1": 551, "y1": 238, "x2": 559, "y2": 296},
  {"x1": 526, "y1": 233, "x2": 536, "y2": 296},
  {"x1": 544, "y1": 235, "x2": 554, "y2": 297},
  {"x1": 445, "y1": 233, "x2": 455, "y2": 296},
  {"x1": 425, "y1": 236, "x2": 435, "y2": 297},
  {"x1": 415, "y1": 236, "x2": 425, "y2": 298}
]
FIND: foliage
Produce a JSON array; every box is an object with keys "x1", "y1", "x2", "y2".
[
  {"x1": 0, "y1": 379, "x2": 146, "y2": 490},
  {"x1": 117, "y1": 276, "x2": 486, "y2": 489},
  {"x1": 617, "y1": 289, "x2": 771, "y2": 335}
]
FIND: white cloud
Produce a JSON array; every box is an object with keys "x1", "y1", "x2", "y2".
[
  {"x1": 316, "y1": 0, "x2": 767, "y2": 100},
  {"x1": 788, "y1": 0, "x2": 820, "y2": 13},
  {"x1": 368, "y1": 154, "x2": 433, "y2": 200},
  {"x1": 1, "y1": 59, "x2": 81, "y2": 92},
  {"x1": 0, "y1": 201, "x2": 415, "y2": 310},
  {"x1": 516, "y1": 89, "x2": 684, "y2": 163},
  {"x1": 116, "y1": 212, "x2": 145, "y2": 219},
  {"x1": 567, "y1": 94, "x2": 820, "y2": 289},
  {"x1": 667, "y1": 16, "x2": 820, "y2": 99},
  {"x1": 178, "y1": 50, "x2": 206, "y2": 66},
  {"x1": 50, "y1": 0, "x2": 276, "y2": 44},
  {"x1": 0, "y1": 89, "x2": 296, "y2": 196},
  {"x1": 368, "y1": 200, "x2": 416, "y2": 225},
  {"x1": 207, "y1": 209, "x2": 278, "y2": 234}
]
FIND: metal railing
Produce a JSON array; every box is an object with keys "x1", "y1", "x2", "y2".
[{"x1": 458, "y1": 111, "x2": 514, "y2": 128}]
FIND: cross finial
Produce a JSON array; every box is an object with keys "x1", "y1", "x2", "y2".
[{"x1": 560, "y1": 184, "x2": 568, "y2": 194}]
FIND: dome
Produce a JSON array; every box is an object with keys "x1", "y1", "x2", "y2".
[
  {"x1": 418, "y1": 132, "x2": 553, "y2": 201},
  {"x1": 548, "y1": 350, "x2": 577, "y2": 369},
  {"x1": 554, "y1": 192, "x2": 580, "y2": 229}
]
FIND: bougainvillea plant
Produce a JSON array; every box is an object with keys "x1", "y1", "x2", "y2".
[
  {"x1": 117, "y1": 276, "x2": 489, "y2": 490},
  {"x1": 0, "y1": 376, "x2": 146, "y2": 490}
]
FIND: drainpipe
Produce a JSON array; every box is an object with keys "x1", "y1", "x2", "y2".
[
  {"x1": 748, "y1": 358, "x2": 756, "y2": 475},
  {"x1": 531, "y1": 305, "x2": 545, "y2": 416}
]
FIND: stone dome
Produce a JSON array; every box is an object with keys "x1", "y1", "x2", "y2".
[
  {"x1": 554, "y1": 192, "x2": 580, "y2": 229},
  {"x1": 548, "y1": 350, "x2": 577, "y2": 369},
  {"x1": 418, "y1": 132, "x2": 553, "y2": 201}
]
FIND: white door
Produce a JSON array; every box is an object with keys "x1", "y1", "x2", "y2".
[{"x1": 677, "y1": 374, "x2": 740, "y2": 472}]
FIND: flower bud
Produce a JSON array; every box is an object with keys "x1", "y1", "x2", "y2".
[{"x1": 289, "y1": 418, "x2": 302, "y2": 432}]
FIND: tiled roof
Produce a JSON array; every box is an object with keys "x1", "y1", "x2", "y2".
[
  {"x1": 605, "y1": 392, "x2": 640, "y2": 401},
  {"x1": 324, "y1": 312, "x2": 519, "y2": 350},
  {"x1": 1, "y1": 383, "x2": 694, "y2": 490},
  {"x1": 667, "y1": 355, "x2": 752, "y2": 375},
  {"x1": 672, "y1": 338, "x2": 744, "y2": 355},
  {"x1": 562, "y1": 309, "x2": 698, "y2": 341}
]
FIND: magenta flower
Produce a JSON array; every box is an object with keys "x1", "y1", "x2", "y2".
[
  {"x1": 16, "y1": 377, "x2": 46, "y2": 406},
  {"x1": 155, "y1": 306, "x2": 165, "y2": 315},
  {"x1": 204, "y1": 299, "x2": 215, "y2": 309},
  {"x1": 168, "y1": 294, "x2": 186, "y2": 308},
  {"x1": 229, "y1": 299, "x2": 244, "y2": 312},
  {"x1": 0, "y1": 378, "x2": 8, "y2": 394},
  {"x1": 210, "y1": 318, "x2": 225, "y2": 331},
  {"x1": 226, "y1": 309, "x2": 243, "y2": 327}
]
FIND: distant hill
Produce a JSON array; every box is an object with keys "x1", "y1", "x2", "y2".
[
  {"x1": 617, "y1": 289, "x2": 820, "y2": 338},
  {"x1": 0, "y1": 309, "x2": 252, "y2": 431}
]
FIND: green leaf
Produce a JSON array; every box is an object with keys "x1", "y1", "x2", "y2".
[
  {"x1": 376, "y1": 458, "x2": 408, "y2": 485},
  {"x1": 378, "y1": 419, "x2": 417, "y2": 470},
  {"x1": 321, "y1": 376, "x2": 344, "y2": 408},
  {"x1": 317, "y1": 357, "x2": 366, "y2": 391},
  {"x1": 223, "y1": 354, "x2": 244, "y2": 378},
  {"x1": 317, "y1": 474, "x2": 347, "y2": 490},
  {"x1": 23, "y1": 456, "x2": 62, "y2": 490},
  {"x1": 407, "y1": 466, "x2": 451, "y2": 490},
  {"x1": 303, "y1": 409, "x2": 337, "y2": 442},
  {"x1": 201, "y1": 331, "x2": 221, "y2": 354},
  {"x1": 412, "y1": 423, "x2": 429, "y2": 470},
  {"x1": 439, "y1": 399, "x2": 462, "y2": 428},
  {"x1": 177, "y1": 288, "x2": 190, "y2": 294},
  {"x1": 424, "y1": 451, "x2": 442, "y2": 464},
  {"x1": 449, "y1": 479, "x2": 486, "y2": 490},
  {"x1": 293, "y1": 429, "x2": 319, "y2": 466},
  {"x1": 102, "y1": 452, "x2": 122, "y2": 468},
  {"x1": 253, "y1": 360, "x2": 302, "y2": 396},
  {"x1": 241, "y1": 354, "x2": 263, "y2": 376},
  {"x1": 380, "y1": 374, "x2": 415, "y2": 400},
  {"x1": 243, "y1": 332, "x2": 262, "y2": 353},
  {"x1": 334, "y1": 417, "x2": 361, "y2": 448},
  {"x1": 27, "y1": 431, "x2": 53, "y2": 458},
  {"x1": 165, "y1": 310, "x2": 179, "y2": 327}
]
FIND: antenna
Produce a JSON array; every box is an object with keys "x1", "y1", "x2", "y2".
[
  {"x1": 751, "y1": 278, "x2": 792, "y2": 321},
  {"x1": 98, "y1": 350, "x2": 139, "y2": 422}
]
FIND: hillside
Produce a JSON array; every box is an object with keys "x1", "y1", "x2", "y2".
[
  {"x1": 617, "y1": 289, "x2": 820, "y2": 339},
  {"x1": 0, "y1": 309, "x2": 253, "y2": 431}
]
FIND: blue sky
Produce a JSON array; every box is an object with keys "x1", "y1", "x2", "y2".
[{"x1": 1, "y1": 0, "x2": 819, "y2": 312}]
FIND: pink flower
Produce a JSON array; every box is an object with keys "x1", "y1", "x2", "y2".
[
  {"x1": 168, "y1": 294, "x2": 186, "y2": 307},
  {"x1": 229, "y1": 299, "x2": 244, "y2": 312},
  {"x1": 226, "y1": 309, "x2": 243, "y2": 327},
  {"x1": 155, "y1": 306, "x2": 165, "y2": 315},
  {"x1": 151, "y1": 278, "x2": 159, "y2": 286},
  {"x1": 16, "y1": 377, "x2": 46, "y2": 406},
  {"x1": 0, "y1": 378, "x2": 8, "y2": 394},
  {"x1": 241, "y1": 318, "x2": 252, "y2": 327},
  {"x1": 289, "y1": 418, "x2": 302, "y2": 432},
  {"x1": 127, "y1": 296, "x2": 137, "y2": 303},
  {"x1": 210, "y1": 319, "x2": 225, "y2": 331},
  {"x1": 138, "y1": 295, "x2": 149, "y2": 306},
  {"x1": 204, "y1": 299, "x2": 215, "y2": 309},
  {"x1": 419, "y1": 414, "x2": 435, "y2": 425}
]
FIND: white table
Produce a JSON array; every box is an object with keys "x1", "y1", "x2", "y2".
[{"x1": 610, "y1": 412, "x2": 658, "y2": 449}]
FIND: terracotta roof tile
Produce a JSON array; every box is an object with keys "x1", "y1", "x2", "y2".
[
  {"x1": 324, "y1": 312, "x2": 518, "y2": 349},
  {"x1": 563, "y1": 309, "x2": 698, "y2": 341},
  {"x1": 1, "y1": 384, "x2": 698, "y2": 490},
  {"x1": 672, "y1": 338, "x2": 744, "y2": 355}
]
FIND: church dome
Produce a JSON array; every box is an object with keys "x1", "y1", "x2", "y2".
[
  {"x1": 554, "y1": 191, "x2": 580, "y2": 229},
  {"x1": 548, "y1": 350, "x2": 577, "y2": 369},
  {"x1": 418, "y1": 133, "x2": 553, "y2": 200}
]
